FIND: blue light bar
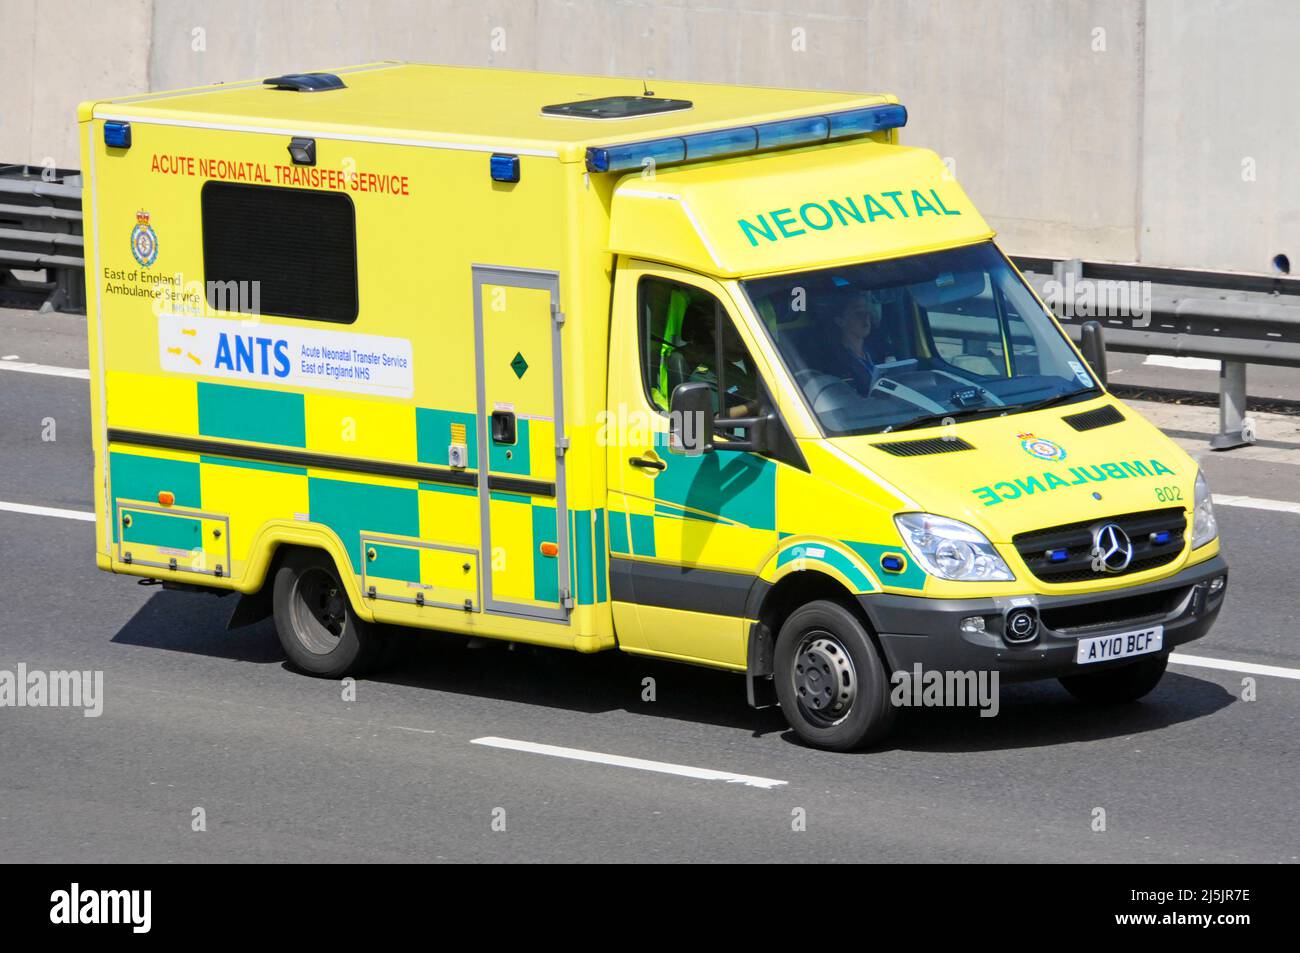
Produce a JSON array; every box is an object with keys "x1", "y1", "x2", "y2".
[
  {"x1": 1150, "y1": 531, "x2": 1171, "y2": 545},
  {"x1": 881, "y1": 554, "x2": 905, "y2": 573},
  {"x1": 1047, "y1": 548, "x2": 1069, "y2": 563},
  {"x1": 828, "y1": 103, "x2": 908, "y2": 137},
  {"x1": 584, "y1": 102, "x2": 907, "y2": 173},
  {"x1": 587, "y1": 137, "x2": 685, "y2": 173},
  {"x1": 756, "y1": 115, "x2": 829, "y2": 151},
  {"x1": 104, "y1": 121, "x2": 132, "y2": 149},
  {"x1": 490, "y1": 153, "x2": 520, "y2": 183}
]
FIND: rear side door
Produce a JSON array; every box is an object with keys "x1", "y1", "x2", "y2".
[{"x1": 473, "y1": 265, "x2": 570, "y2": 621}]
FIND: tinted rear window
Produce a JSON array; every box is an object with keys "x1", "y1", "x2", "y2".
[{"x1": 201, "y1": 181, "x2": 358, "y2": 323}]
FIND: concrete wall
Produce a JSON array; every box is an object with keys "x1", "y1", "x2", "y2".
[{"x1": 1, "y1": 0, "x2": 1295, "y2": 274}]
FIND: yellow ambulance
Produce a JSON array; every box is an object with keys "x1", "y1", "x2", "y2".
[{"x1": 79, "y1": 63, "x2": 1227, "y2": 750}]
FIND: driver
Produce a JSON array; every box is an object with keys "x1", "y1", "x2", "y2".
[{"x1": 826, "y1": 294, "x2": 880, "y2": 394}]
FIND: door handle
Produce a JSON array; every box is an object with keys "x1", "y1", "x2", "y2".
[{"x1": 628, "y1": 454, "x2": 666, "y2": 471}]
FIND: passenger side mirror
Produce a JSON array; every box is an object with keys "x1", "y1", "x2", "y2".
[
  {"x1": 670, "y1": 381, "x2": 776, "y2": 457},
  {"x1": 669, "y1": 382, "x2": 714, "y2": 456},
  {"x1": 1079, "y1": 320, "x2": 1108, "y2": 384}
]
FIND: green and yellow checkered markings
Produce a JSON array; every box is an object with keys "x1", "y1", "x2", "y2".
[
  {"x1": 531, "y1": 503, "x2": 561, "y2": 603},
  {"x1": 651, "y1": 435, "x2": 776, "y2": 531},
  {"x1": 608, "y1": 509, "x2": 631, "y2": 555},
  {"x1": 630, "y1": 513, "x2": 656, "y2": 556},
  {"x1": 569, "y1": 508, "x2": 606, "y2": 605},
  {"x1": 197, "y1": 382, "x2": 306, "y2": 447},
  {"x1": 308, "y1": 477, "x2": 420, "y2": 571},
  {"x1": 367, "y1": 542, "x2": 421, "y2": 583},
  {"x1": 109, "y1": 451, "x2": 202, "y2": 542},
  {"x1": 416, "y1": 407, "x2": 478, "y2": 469},
  {"x1": 121, "y1": 508, "x2": 202, "y2": 550},
  {"x1": 105, "y1": 378, "x2": 613, "y2": 609}
]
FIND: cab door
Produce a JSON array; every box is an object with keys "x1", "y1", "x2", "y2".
[
  {"x1": 607, "y1": 260, "x2": 779, "y2": 667},
  {"x1": 473, "y1": 265, "x2": 569, "y2": 622}
]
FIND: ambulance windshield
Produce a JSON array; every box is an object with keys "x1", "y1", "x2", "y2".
[{"x1": 742, "y1": 242, "x2": 1101, "y2": 436}]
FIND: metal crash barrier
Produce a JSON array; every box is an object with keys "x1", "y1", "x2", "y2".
[
  {"x1": 0, "y1": 164, "x2": 85, "y2": 313},
  {"x1": 1014, "y1": 256, "x2": 1300, "y2": 451}
]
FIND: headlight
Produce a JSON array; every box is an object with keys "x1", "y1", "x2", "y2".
[
  {"x1": 1192, "y1": 471, "x2": 1218, "y2": 548},
  {"x1": 894, "y1": 513, "x2": 1015, "y2": 582}
]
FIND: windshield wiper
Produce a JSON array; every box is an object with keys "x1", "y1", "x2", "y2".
[
  {"x1": 1008, "y1": 388, "x2": 1098, "y2": 414},
  {"x1": 883, "y1": 405, "x2": 1004, "y2": 434}
]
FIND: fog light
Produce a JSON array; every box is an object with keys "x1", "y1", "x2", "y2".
[
  {"x1": 1209, "y1": 575, "x2": 1225, "y2": 593},
  {"x1": 1005, "y1": 608, "x2": 1038, "y2": 644},
  {"x1": 960, "y1": 615, "x2": 986, "y2": 634}
]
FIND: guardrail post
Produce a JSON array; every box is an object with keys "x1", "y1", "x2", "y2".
[{"x1": 1210, "y1": 360, "x2": 1252, "y2": 450}]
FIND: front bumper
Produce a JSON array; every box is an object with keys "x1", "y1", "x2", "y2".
[{"x1": 861, "y1": 553, "x2": 1228, "y2": 681}]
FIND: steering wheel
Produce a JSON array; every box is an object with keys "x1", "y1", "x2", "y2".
[{"x1": 795, "y1": 368, "x2": 861, "y2": 415}]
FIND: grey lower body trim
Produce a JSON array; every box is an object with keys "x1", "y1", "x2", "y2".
[
  {"x1": 860, "y1": 554, "x2": 1228, "y2": 681},
  {"x1": 609, "y1": 557, "x2": 760, "y2": 617}
]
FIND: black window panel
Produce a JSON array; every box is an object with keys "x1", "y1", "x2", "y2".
[{"x1": 201, "y1": 181, "x2": 358, "y2": 323}]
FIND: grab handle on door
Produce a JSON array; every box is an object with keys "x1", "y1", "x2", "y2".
[
  {"x1": 628, "y1": 453, "x2": 666, "y2": 471},
  {"x1": 491, "y1": 409, "x2": 517, "y2": 444}
]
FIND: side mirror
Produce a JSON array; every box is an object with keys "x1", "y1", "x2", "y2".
[
  {"x1": 1079, "y1": 320, "x2": 1108, "y2": 385},
  {"x1": 669, "y1": 382, "x2": 714, "y2": 456}
]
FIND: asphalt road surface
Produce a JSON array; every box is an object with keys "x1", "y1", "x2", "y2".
[{"x1": 1, "y1": 308, "x2": 1297, "y2": 863}]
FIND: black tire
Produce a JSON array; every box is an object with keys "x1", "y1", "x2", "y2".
[
  {"x1": 1059, "y1": 653, "x2": 1168, "y2": 704},
  {"x1": 773, "y1": 600, "x2": 895, "y2": 751},
  {"x1": 272, "y1": 550, "x2": 386, "y2": 677}
]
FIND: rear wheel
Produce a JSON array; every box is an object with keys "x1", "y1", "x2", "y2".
[
  {"x1": 1059, "y1": 654, "x2": 1168, "y2": 704},
  {"x1": 773, "y1": 600, "x2": 895, "y2": 751},
  {"x1": 273, "y1": 550, "x2": 386, "y2": 677}
]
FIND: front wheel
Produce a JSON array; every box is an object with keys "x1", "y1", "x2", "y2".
[
  {"x1": 272, "y1": 550, "x2": 386, "y2": 677},
  {"x1": 1059, "y1": 654, "x2": 1168, "y2": 704},
  {"x1": 773, "y1": 600, "x2": 895, "y2": 751}
]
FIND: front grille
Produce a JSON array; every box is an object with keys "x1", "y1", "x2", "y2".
[
  {"x1": 1013, "y1": 507, "x2": 1186, "y2": 583},
  {"x1": 872, "y1": 437, "x2": 974, "y2": 456},
  {"x1": 1062, "y1": 404, "x2": 1125, "y2": 431},
  {"x1": 1040, "y1": 586, "x2": 1187, "y2": 633}
]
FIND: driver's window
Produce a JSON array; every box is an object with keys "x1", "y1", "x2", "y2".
[{"x1": 638, "y1": 276, "x2": 760, "y2": 419}]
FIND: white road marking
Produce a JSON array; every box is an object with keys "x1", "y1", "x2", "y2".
[
  {"x1": 1170, "y1": 653, "x2": 1300, "y2": 681},
  {"x1": 471, "y1": 736, "x2": 788, "y2": 789},
  {"x1": 1143, "y1": 354, "x2": 1221, "y2": 371},
  {"x1": 392, "y1": 725, "x2": 439, "y2": 735},
  {"x1": 0, "y1": 360, "x2": 89, "y2": 380},
  {"x1": 0, "y1": 500, "x2": 95, "y2": 521},
  {"x1": 1213, "y1": 494, "x2": 1300, "y2": 516}
]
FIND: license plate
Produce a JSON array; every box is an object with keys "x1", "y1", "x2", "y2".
[{"x1": 1075, "y1": 625, "x2": 1164, "y2": 665}]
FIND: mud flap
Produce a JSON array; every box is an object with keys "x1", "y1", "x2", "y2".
[
  {"x1": 746, "y1": 620, "x2": 778, "y2": 709},
  {"x1": 226, "y1": 589, "x2": 273, "y2": 630}
]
